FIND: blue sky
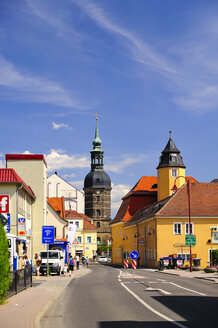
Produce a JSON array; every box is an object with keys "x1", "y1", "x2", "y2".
[{"x1": 1, "y1": 0, "x2": 218, "y2": 217}]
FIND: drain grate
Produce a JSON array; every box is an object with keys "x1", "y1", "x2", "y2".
[{"x1": 42, "y1": 315, "x2": 63, "y2": 318}]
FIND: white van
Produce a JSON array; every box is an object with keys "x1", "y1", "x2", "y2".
[
  {"x1": 39, "y1": 250, "x2": 65, "y2": 275},
  {"x1": 7, "y1": 233, "x2": 26, "y2": 271}
]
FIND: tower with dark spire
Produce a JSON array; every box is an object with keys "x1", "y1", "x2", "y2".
[
  {"x1": 84, "y1": 116, "x2": 112, "y2": 246},
  {"x1": 157, "y1": 131, "x2": 186, "y2": 201}
]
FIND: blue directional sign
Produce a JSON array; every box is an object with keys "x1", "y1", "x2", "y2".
[
  {"x1": 130, "y1": 251, "x2": 139, "y2": 260},
  {"x1": 42, "y1": 226, "x2": 55, "y2": 244},
  {"x1": 6, "y1": 214, "x2": 10, "y2": 233}
]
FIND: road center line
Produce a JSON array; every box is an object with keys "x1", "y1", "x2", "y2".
[
  {"x1": 119, "y1": 278, "x2": 187, "y2": 328},
  {"x1": 169, "y1": 282, "x2": 206, "y2": 296}
]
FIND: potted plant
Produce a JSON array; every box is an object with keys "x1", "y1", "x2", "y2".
[{"x1": 203, "y1": 265, "x2": 217, "y2": 273}]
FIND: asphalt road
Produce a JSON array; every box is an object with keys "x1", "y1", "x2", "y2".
[{"x1": 40, "y1": 265, "x2": 218, "y2": 328}]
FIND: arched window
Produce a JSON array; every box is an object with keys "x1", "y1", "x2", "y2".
[
  {"x1": 97, "y1": 221, "x2": 100, "y2": 228},
  {"x1": 96, "y1": 209, "x2": 100, "y2": 217},
  {"x1": 97, "y1": 237, "x2": 101, "y2": 243}
]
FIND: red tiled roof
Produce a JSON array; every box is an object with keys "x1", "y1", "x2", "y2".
[
  {"x1": 83, "y1": 218, "x2": 97, "y2": 230},
  {"x1": 123, "y1": 176, "x2": 158, "y2": 199},
  {"x1": 6, "y1": 154, "x2": 47, "y2": 167},
  {"x1": 157, "y1": 183, "x2": 218, "y2": 217},
  {"x1": 65, "y1": 210, "x2": 96, "y2": 230},
  {"x1": 47, "y1": 197, "x2": 65, "y2": 218},
  {"x1": 0, "y1": 168, "x2": 36, "y2": 198},
  {"x1": 65, "y1": 210, "x2": 84, "y2": 219}
]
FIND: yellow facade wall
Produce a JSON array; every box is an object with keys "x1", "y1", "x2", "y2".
[
  {"x1": 111, "y1": 222, "x2": 125, "y2": 264},
  {"x1": 157, "y1": 167, "x2": 185, "y2": 201},
  {"x1": 138, "y1": 219, "x2": 156, "y2": 267},
  {"x1": 156, "y1": 217, "x2": 218, "y2": 268}
]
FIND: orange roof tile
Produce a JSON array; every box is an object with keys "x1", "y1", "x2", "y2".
[
  {"x1": 157, "y1": 183, "x2": 218, "y2": 217},
  {"x1": 47, "y1": 197, "x2": 65, "y2": 218}
]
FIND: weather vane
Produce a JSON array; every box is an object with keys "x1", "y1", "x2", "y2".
[{"x1": 94, "y1": 113, "x2": 99, "y2": 120}]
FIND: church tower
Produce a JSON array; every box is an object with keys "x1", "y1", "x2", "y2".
[
  {"x1": 84, "y1": 117, "x2": 112, "y2": 246},
  {"x1": 157, "y1": 132, "x2": 186, "y2": 201}
]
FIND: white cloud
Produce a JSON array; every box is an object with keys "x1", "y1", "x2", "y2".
[
  {"x1": 23, "y1": 150, "x2": 32, "y2": 154},
  {"x1": 63, "y1": 173, "x2": 76, "y2": 179},
  {"x1": 24, "y1": 0, "x2": 82, "y2": 42},
  {"x1": 105, "y1": 154, "x2": 150, "y2": 173},
  {"x1": 72, "y1": 0, "x2": 176, "y2": 76},
  {"x1": 45, "y1": 149, "x2": 90, "y2": 172},
  {"x1": 111, "y1": 183, "x2": 130, "y2": 212},
  {"x1": 69, "y1": 180, "x2": 84, "y2": 190},
  {"x1": 0, "y1": 55, "x2": 88, "y2": 109},
  {"x1": 52, "y1": 122, "x2": 72, "y2": 130}
]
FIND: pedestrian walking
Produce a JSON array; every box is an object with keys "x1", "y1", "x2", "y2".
[
  {"x1": 69, "y1": 254, "x2": 75, "y2": 276},
  {"x1": 76, "y1": 255, "x2": 80, "y2": 270},
  {"x1": 35, "y1": 253, "x2": 41, "y2": 278},
  {"x1": 63, "y1": 263, "x2": 68, "y2": 276},
  {"x1": 81, "y1": 255, "x2": 85, "y2": 267},
  {"x1": 85, "y1": 256, "x2": 89, "y2": 268}
]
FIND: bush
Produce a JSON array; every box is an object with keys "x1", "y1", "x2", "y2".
[
  {"x1": 0, "y1": 225, "x2": 10, "y2": 304},
  {"x1": 212, "y1": 250, "x2": 218, "y2": 265}
]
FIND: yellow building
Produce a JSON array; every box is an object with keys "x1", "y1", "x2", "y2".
[{"x1": 111, "y1": 133, "x2": 218, "y2": 269}]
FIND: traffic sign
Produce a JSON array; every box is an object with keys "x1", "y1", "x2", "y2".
[
  {"x1": 0, "y1": 213, "x2": 7, "y2": 226},
  {"x1": 185, "y1": 235, "x2": 196, "y2": 246},
  {"x1": 42, "y1": 226, "x2": 55, "y2": 244},
  {"x1": 130, "y1": 251, "x2": 139, "y2": 260},
  {"x1": 72, "y1": 237, "x2": 79, "y2": 245}
]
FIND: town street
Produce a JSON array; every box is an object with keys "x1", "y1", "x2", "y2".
[{"x1": 39, "y1": 265, "x2": 218, "y2": 328}]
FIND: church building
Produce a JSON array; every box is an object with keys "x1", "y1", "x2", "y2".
[{"x1": 84, "y1": 117, "x2": 112, "y2": 246}]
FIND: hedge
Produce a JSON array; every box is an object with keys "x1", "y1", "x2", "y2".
[{"x1": 0, "y1": 224, "x2": 10, "y2": 304}]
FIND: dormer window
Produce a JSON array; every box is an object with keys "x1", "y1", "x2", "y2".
[
  {"x1": 96, "y1": 178, "x2": 100, "y2": 184},
  {"x1": 171, "y1": 154, "x2": 177, "y2": 162}
]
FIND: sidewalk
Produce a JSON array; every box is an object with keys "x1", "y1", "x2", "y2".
[
  {"x1": 0, "y1": 266, "x2": 90, "y2": 328},
  {"x1": 156, "y1": 268, "x2": 218, "y2": 282}
]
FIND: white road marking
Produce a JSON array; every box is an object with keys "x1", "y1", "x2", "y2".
[
  {"x1": 134, "y1": 282, "x2": 139, "y2": 284},
  {"x1": 169, "y1": 282, "x2": 206, "y2": 296},
  {"x1": 146, "y1": 287, "x2": 172, "y2": 295},
  {"x1": 118, "y1": 279, "x2": 121, "y2": 282},
  {"x1": 148, "y1": 281, "x2": 158, "y2": 283},
  {"x1": 157, "y1": 279, "x2": 166, "y2": 282},
  {"x1": 119, "y1": 276, "x2": 187, "y2": 328}
]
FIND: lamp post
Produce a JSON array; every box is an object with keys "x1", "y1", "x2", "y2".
[{"x1": 171, "y1": 176, "x2": 192, "y2": 272}]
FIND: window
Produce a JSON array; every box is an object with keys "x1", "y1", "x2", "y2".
[
  {"x1": 97, "y1": 221, "x2": 100, "y2": 228},
  {"x1": 97, "y1": 237, "x2": 101, "y2": 243},
  {"x1": 171, "y1": 154, "x2": 177, "y2": 162},
  {"x1": 87, "y1": 236, "x2": 91, "y2": 244},
  {"x1": 96, "y1": 178, "x2": 100, "y2": 184},
  {"x1": 77, "y1": 236, "x2": 81, "y2": 243},
  {"x1": 96, "y1": 209, "x2": 100, "y2": 217},
  {"x1": 174, "y1": 222, "x2": 182, "y2": 234},
  {"x1": 171, "y1": 169, "x2": 178, "y2": 177},
  {"x1": 75, "y1": 221, "x2": 79, "y2": 229},
  {"x1": 154, "y1": 249, "x2": 156, "y2": 260},
  {"x1": 97, "y1": 196, "x2": 100, "y2": 202},
  {"x1": 178, "y1": 253, "x2": 190, "y2": 262},
  {"x1": 150, "y1": 249, "x2": 153, "y2": 259},
  {"x1": 120, "y1": 228, "x2": 122, "y2": 237},
  {"x1": 47, "y1": 182, "x2": 51, "y2": 197},
  {"x1": 115, "y1": 248, "x2": 122, "y2": 258},
  {"x1": 144, "y1": 227, "x2": 147, "y2": 240},
  {"x1": 148, "y1": 225, "x2": 150, "y2": 235},
  {"x1": 117, "y1": 228, "x2": 119, "y2": 237},
  {"x1": 185, "y1": 223, "x2": 194, "y2": 234},
  {"x1": 56, "y1": 183, "x2": 60, "y2": 197},
  {"x1": 147, "y1": 249, "x2": 150, "y2": 259},
  {"x1": 157, "y1": 171, "x2": 160, "y2": 179}
]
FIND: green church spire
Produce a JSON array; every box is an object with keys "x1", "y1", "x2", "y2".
[{"x1": 91, "y1": 115, "x2": 104, "y2": 171}]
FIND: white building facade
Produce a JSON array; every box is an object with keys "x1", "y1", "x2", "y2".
[{"x1": 47, "y1": 172, "x2": 84, "y2": 213}]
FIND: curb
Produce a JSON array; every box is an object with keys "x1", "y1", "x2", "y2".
[
  {"x1": 154, "y1": 270, "x2": 180, "y2": 276},
  {"x1": 34, "y1": 269, "x2": 90, "y2": 328}
]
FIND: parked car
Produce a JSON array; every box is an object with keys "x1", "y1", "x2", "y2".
[{"x1": 98, "y1": 256, "x2": 108, "y2": 263}]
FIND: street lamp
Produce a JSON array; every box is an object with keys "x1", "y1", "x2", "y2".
[{"x1": 171, "y1": 176, "x2": 192, "y2": 272}]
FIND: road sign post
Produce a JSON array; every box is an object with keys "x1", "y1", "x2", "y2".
[
  {"x1": 130, "y1": 251, "x2": 139, "y2": 277},
  {"x1": 42, "y1": 226, "x2": 55, "y2": 277},
  {"x1": 185, "y1": 235, "x2": 196, "y2": 246}
]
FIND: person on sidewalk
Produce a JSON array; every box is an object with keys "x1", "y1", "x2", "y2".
[
  {"x1": 85, "y1": 257, "x2": 89, "y2": 268},
  {"x1": 81, "y1": 255, "x2": 85, "y2": 267},
  {"x1": 69, "y1": 254, "x2": 75, "y2": 276},
  {"x1": 35, "y1": 253, "x2": 41, "y2": 278},
  {"x1": 76, "y1": 255, "x2": 80, "y2": 270},
  {"x1": 63, "y1": 263, "x2": 68, "y2": 277}
]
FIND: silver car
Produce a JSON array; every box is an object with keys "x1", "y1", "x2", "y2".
[{"x1": 98, "y1": 256, "x2": 108, "y2": 263}]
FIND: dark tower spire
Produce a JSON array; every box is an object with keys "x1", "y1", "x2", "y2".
[
  {"x1": 91, "y1": 116, "x2": 104, "y2": 171},
  {"x1": 157, "y1": 131, "x2": 186, "y2": 169}
]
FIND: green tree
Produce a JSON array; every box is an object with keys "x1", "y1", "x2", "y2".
[{"x1": 0, "y1": 224, "x2": 10, "y2": 304}]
